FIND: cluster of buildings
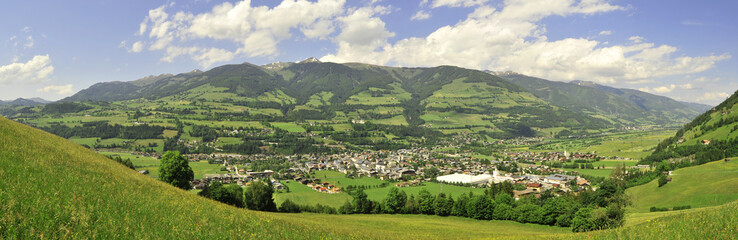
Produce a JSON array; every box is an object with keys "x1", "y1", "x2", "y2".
[
  {"x1": 192, "y1": 170, "x2": 277, "y2": 189},
  {"x1": 504, "y1": 151, "x2": 598, "y2": 162},
  {"x1": 291, "y1": 176, "x2": 342, "y2": 193},
  {"x1": 436, "y1": 170, "x2": 591, "y2": 198}
]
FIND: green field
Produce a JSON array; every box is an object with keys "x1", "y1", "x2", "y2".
[
  {"x1": 365, "y1": 182, "x2": 486, "y2": 202},
  {"x1": 313, "y1": 170, "x2": 387, "y2": 188},
  {"x1": 99, "y1": 151, "x2": 227, "y2": 179},
  {"x1": 272, "y1": 122, "x2": 306, "y2": 133},
  {"x1": 627, "y1": 158, "x2": 738, "y2": 213},
  {"x1": 532, "y1": 130, "x2": 675, "y2": 160},
  {"x1": 68, "y1": 137, "x2": 99, "y2": 146},
  {"x1": 273, "y1": 181, "x2": 353, "y2": 209},
  {"x1": 269, "y1": 213, "x2": 571, "y2": 239},
  {"x1": 597, "y1": 160, "x2": 638, "y2": 168},
  {"x1": 577, "y1": 130, "x2": 675, "y2": 160},
  {"x1": 98, "y1": 151, "x2": 159, "y2": 167},
  {"x1": 215, "y1": 137, "x2": 243, "y2": 146}
]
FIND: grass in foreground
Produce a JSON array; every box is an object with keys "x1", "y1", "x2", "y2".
[
  {"x1": 0, "y1": 117, "x2": 330, "y2": 239},
  {"x1": 266, "y1": 213, "x2": 571, "y2": 240}
]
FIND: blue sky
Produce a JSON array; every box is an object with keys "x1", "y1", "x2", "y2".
[{"x1": 1, "y1": 0, "x2": 736, "y2": 105}]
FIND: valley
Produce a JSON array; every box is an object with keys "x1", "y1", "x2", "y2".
[{"x1": 3, "y1": 60, "x2": 736, "y2": 238}]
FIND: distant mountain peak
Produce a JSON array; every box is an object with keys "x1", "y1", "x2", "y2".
[
  {"x1": 486, "y1": 70, "x2": 521, "y2": 76},
  {"x1": 0, "y1": 97, "x2": 50, "y2": 106},
  {"x1": 262, "y1": 61, "x2": 294, "y2": 70},
  {"x1": 299, "y1": 57, "x2": 320, "y2": 64},
  {"x1": 569, "y1": 80, "x2": 599, "y2": 87}
]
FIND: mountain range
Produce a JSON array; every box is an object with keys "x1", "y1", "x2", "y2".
[
  {"x1": 493, "y1": 72, "x2": 711, "y2": 126},
  {"x1": 55, "y1": 58, "x2": 710, "y2": 137},
  {"x1": 0, "y1": 97, "x2": 50, "y2": 106}
]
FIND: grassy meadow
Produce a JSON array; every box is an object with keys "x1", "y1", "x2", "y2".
[
  {"x1": 627, "y1": 158, "x2": 738, "y2": 213},
  {"x1": 273, "y1": 181, "x2": 353, "y2": 209}
]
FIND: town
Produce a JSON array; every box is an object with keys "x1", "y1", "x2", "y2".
[{"x1": 184, "y1": 145, "x2": 638, "y2": 199}]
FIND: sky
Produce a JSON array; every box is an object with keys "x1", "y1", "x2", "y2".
[{"x1": 1, "y1": 0, "x2": 736, "y2": 105}]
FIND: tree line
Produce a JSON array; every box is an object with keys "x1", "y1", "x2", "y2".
[{"x1": 43, "y1": 121, "x2": 165, "y2": 139}]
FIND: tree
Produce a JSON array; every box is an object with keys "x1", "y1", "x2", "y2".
[
  {"x1": 658, "y1": 175, "x2": 668, "y2": 187},
  {"x1": 516, "y1": 203, "x2": 543, "y2": 224},
  {"x1": 244, "y1": 180, "x2": 277, "y2": 212},
  {"x1": 279, "y1": 199, "x2": 301, "y2": 213},
  {"x1": 493, "y1": 203, "x2": 516, "y2": 220},
  {"x1": 434, "y1": 193, "x2": 453, "y2": 216},
  {"x1": 383, "y1": 187, "x2": 407, "y2": 214},
  {"x1": 404, "y1": 195, "x2": 418, "y2": 214},
  {"x1": 352, "y1": 189, "x2": 372, "y2": 214},
  {"x1": 571, "y1": 207, "x2": 595, "y2": 232},
  {"x1": 452, "y1": 193, "x2": 470, "y2": 217},
  {"x1": 199, "y1": 181, "x2": 244, "y2": 208},
  {"x1": 467, "y1": 195, "x2": 495, "y2": 220},
  {"x1": 159, "y1": 151, "x2": 194, "y2": 189},
  {"x1": 338, "y1": 200, "x2": 354, "y2": 214},
  {"x1": 424, "y1": 167, "x2": 440, "y2": 178},
  {"x1": 417, "y1": 189, "x2": 435, "y2": 215}
]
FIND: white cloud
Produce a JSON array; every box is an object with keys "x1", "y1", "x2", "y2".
[
  {"x1": 640, "y1": 83, "x2": 694, "y2": 94},
  {"x1": 320, "y1": 0, "x2": 729, "y2": 86},
  {"x1": 696, "y1": 92, "x2": 730, "y2": 103},
  {"x1": 321, "y1": 5, "x2": 395, "y2": 64},
  {"x1": 21, "y1": 26, "x2": 30, "y2": 33},
  {"x1": 37, "y1": 84, "x2": 74, "y2": 95},
  {"x1": 130, "y1": 41, "x2": 144, "y2": 53},
  {"x1": 24, "y1": 36, "x2": 34, "y2": 48},
  {"x1": 135, "y1": 0, "x2": 346, "y2": 67},
  {"x1": 629, "y1": 36, "x2": 644, "y2": 43},
  {"x1": 192, "y1": 47, "x2": 236, "y2": 68},
  {"x1": 411, "y1": 10, "x2": 431, "y2": 20},
  {"x1": 161, "y1": 46, "x2": 235, "y2": 68},
  {"x1": 694, "y1": 76, "x2": 720, "y2": 83},
  {"x1": 599, "y1": 30, "x2": 612, "y2": 35},
  {"x1": 0, "y1": 55, "x2": 54, "y2": 84},
  {"x1": 431, "y1": 0, "x2": 490, "y2": 8}
]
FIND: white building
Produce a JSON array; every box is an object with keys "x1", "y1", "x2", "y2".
[
  {"x1": 490, "y1": 169, "x2": 514, "y2": 183},
  {"x1": 436, "y1": 173, "x2": 492, "y2": 185}
]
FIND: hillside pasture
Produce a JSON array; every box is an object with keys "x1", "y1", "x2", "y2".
[
  {"x1": 627, "y1": 158, "x2": 738, "y2": 213},
  {"x1": 273, "y1": 180, "x2": 353, "y2": 209}
]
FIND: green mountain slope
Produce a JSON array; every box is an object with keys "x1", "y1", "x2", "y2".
[
  {"x1": 496, "y1": 72, "x2": 710, "y2": 126},
  {"x1": 641, "y1": 89, "x2": 738, "y2": 165},
  {"x1": 56, "y1": 60, "x2": 611, "y2": 137}
]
